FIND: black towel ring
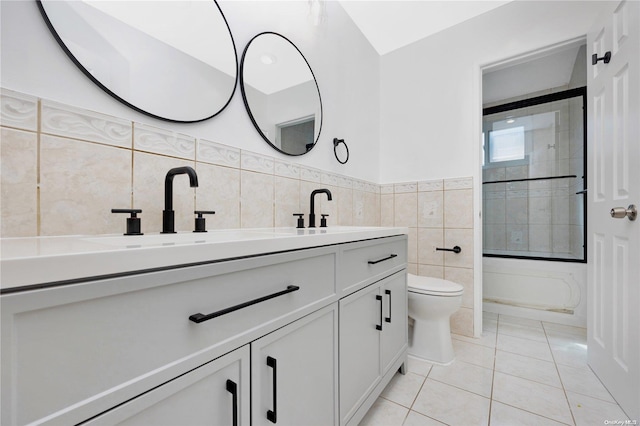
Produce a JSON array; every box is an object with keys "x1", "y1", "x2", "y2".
[{"x1": 333, "y1": 138, "x2": 349, "y2": 164}]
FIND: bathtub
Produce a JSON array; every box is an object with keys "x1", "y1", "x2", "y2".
[{"x1": 483, "y1": 256, "x2": 586, "y2": 327}]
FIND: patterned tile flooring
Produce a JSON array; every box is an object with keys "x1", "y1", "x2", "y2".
[{"x1": 360, "y1": 312, "x2": 631, "y2": 425}]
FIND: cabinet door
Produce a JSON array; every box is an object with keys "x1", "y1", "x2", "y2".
[
  {"x1": 381, "y1": 272, "x2": 408, "y2": 373},
  {"x1": 84, "y1": 346, "x2": 250, "y2": 426},
  {"x1": 252, "y1": 305, "x2": 338, "y2": 426},
  {"x1": 339, "y1": 284, "x2": 382, "y2": 424}
]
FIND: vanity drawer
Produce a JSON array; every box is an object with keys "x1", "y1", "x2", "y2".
[
  {"x1": 0, "y1": 247, "x2": 336, "y2": 426},
  {"x1": 338, "y1": 236, "x2": 407, "y2": 294}
]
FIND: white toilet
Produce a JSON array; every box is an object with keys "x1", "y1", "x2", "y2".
[{"x1": 407, "y1": 273, "x2": 464, "y2": 365}]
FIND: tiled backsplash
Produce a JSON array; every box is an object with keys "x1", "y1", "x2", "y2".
[
  {"x1": 381, "y1": 176, "x2": 475, "y2": 337},
  {"x1": 1, "y1": 87, "x2": 475, "y2": 337},
  {"x1": 0, "y1": 88, "x2": 381, "y2": 237}
]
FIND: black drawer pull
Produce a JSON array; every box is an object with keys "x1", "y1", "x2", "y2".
[
  {"x1": 385, "y1": 289, "x2": 392, "y2": 323},
  {"x1": 436, "y1": 246, "x2": 461, "y2": 254},
  {"x1": 226, "y1": 380, "x2": 238, "y2": 426},
  {"x1": 267, "y1": 356, "x2": 278, "y2": 423},
  {"x1": 376, "y1": 295, "x2": 383, "y2": 331},
  {"x1": 368, "y1": 254, "x2": 398, "y2": 265},
  {"x1": 189, "y1": 285, "x2": 300, "y2": 323}
]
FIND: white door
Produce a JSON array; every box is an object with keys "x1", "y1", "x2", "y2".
[{"x1": 587, "y1": 0, "x2": 640, "y2": 419}]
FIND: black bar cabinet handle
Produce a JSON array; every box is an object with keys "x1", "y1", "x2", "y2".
[
  {"x1": 385, "y1": 290, "x2": 392, "y2": 323},
  {"x1": 226, "y1": 380, "x2": 238, "y2": 426},
  {"x1": 189, "y1": 285, "x2": 300, "y2": 323},
  {"x1": 368, "y1": 254, "x2": 398, "y2": 265},
  {"x1": 266, "y1": 356, "x2": 277, "y2": 423},
  {"x1": 436, "y1": 246, "x2": 461, "y2": 254},
  {"x1": 376, "y1": 295, "x2": 383, "y2": 331}
]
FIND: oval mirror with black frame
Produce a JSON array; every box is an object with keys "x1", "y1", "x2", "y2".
[
  {"x1": 37, "y1": 0, "x2": 238, "y2": 123},
  {"x1": 240, "y1": 32, "x2": 322, "y2": 156}
]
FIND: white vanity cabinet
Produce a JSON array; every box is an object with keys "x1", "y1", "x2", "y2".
[
  {"x1": 86, "y1": 305, "x2": 339, "y2": 426},
  {"x1": 0, "y1": 229, "x2": 407, "y2": 426},
  {"x1": 1, "y1": 246, "x2": 336, "y2": 425},
  {"x1": 338, "y1": 237, "x2": 408, "y2": 426}
]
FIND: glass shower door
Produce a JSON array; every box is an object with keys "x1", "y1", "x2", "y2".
[{"x1": 482, "y1": 88, "x2": 586, "y2": 262}]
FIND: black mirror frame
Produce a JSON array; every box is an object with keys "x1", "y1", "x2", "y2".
[
  {"x1": 239, "y1": 32, "x2": 323, "y2": 157},
  {"x1": 36, "y1": 0, "x2": 238, "y2": 123}
]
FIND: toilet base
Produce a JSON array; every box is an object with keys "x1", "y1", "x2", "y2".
[{"x1": 408, "y1": 318, "x2": 456, "y2": 365}]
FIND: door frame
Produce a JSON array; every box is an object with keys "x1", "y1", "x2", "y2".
[{"x1": 473, "y1": 36, "x2": 588, "y2": 336}]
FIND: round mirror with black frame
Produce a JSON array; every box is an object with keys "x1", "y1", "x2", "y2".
[
  {"x1": 37, "y1": 0, "x2": 238, "y2": 123},
  {"x1": 240, "y1": 32, "x2": 323, "y2": 156}
]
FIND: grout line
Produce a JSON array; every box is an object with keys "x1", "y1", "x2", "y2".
[
  {"x1": 36, "y1": 99, "x2": 42, "y2": 236},
  {"x1": 407, "y1": 371, "x2": 428, "y2": 411},
  {"x1": 487, "y1": 314, "x2": 501, "y2": 425},
  {"x1": 543, "y1": 319, "x2": 578, "y2": 425}
]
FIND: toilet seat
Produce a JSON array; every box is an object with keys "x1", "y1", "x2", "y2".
[{"x1": 408, "y1": 274, "x2": 464, "y2": 296}]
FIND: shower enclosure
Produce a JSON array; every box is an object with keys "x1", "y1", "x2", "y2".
[{"x1": 482, "y1": 87, "x2": 586, "y2": 262}]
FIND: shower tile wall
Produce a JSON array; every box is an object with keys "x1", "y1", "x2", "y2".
[
  {"x1": 482, "y1": 96, "x2": 584, "y2": 258},
  {"x1": 381, "y1": 177, "x2": 475, "y2": 337},
  {"x1": 0, "y1": 88, "x2": 381, "y2": 237}
]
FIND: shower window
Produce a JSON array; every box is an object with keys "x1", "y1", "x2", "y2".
[
  {"x1": 488, "y1": 126, "x2": 526, "y2": 164},
  {"x1": 482, "y1": 87, "x2": 586, "y2": 262}
]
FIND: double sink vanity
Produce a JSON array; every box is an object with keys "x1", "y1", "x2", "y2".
[{"x1": 1, "y1": 226, "x2": 408, "y2": 426}]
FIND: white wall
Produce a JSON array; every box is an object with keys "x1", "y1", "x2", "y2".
[
  {"x1": 0, "y1": 0, "x2": 381, "y2": 182},
  {"x1": 378, "y1": 1, "x2": 609, "y2": 183},
  {"x1": 377, "y1": 1, "x2": 608, "y2": 335}
]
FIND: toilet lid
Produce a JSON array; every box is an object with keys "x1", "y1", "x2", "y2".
[{"x1": 408, "y1": 274, "x2": 464, "y2": 296}]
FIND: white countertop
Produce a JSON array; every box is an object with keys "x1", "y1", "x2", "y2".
[{"x1": 0, "y1": 227, "x2": 408, "y2": 291}]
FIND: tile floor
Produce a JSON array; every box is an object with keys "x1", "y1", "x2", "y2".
[{"x1": 360, "y1": 312, "x2": 631, "y2": 426}]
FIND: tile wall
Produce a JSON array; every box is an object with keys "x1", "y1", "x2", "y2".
[
  {"x1": 1, "y1": 87, "x2": 475, "y2": 337},
  {"x1": 381, "y1": 177, "x2": 475, "y2": 337},
  {"x1": 0, "y1": 88, "x2": 381, "y2": 237}
]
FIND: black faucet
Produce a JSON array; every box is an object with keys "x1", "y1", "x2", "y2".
[
  {"x1": 162, "y1": 166, "x2": 198, "y2": 233},
  {"x1": 309, "y1": 188, "x2": 332, "y2": 228}
]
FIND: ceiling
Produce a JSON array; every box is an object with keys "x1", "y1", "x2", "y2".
[{"x1": 338, "y1": 0, "x2": 513, "y2": 56}]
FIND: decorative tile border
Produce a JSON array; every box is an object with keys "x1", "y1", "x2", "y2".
[
  {"x1": 274, "y1": 159, "x2": 300, "y2": 179},
  {"x1": 321, "y1": 171, "x2": 339, "y2": 187},
  {"x1": 336, "y1": 175, "x2": 353, "y2": 189},
  {"x1": 0, "y1": 88, "x2": 38, "y2": 132},
  {"x1": 380, "y1": 184, "x2": 394, "y2": 194},
  {"x1": 418, "y1": 179, "x2": 444, "y2": 192},
  {"x1": 300, "y1": 166, "x2": 322, "y2": 183},
  {"x1": 197, "y1": 138, "x2": 240, "y2": 168},
  {"x1": 394, "y1": 182, "x2": 418, "y2": 193},
  {"x1": 134, "y1": 122, "x2": 195, "y2": 160},
  {"x1": 42, "y1": 100, "x2": 132, "y2": 148},
  {"x1": 444, "y1": 177, "x2": 473, "y2": 190},
  {"x1": 240, "y1": 151, "x2": 274, "y2": 174}
]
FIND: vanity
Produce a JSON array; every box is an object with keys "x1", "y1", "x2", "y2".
[{"x1": 1, "y1": 227, "x2": 408, "y2": 426}]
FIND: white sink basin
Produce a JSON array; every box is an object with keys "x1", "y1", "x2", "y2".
[{"x1": 84, "y1": 229, "x2": 289, "y2": 248}]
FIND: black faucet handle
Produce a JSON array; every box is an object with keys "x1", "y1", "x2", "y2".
[
  {"x1": 111, "y1": 209, "x2": 143, "y2": 236},
  {"x1": 194, "y1": 210, "x2": 215, "y2": 233},
  {"x1": 320, "y1": 214, "x2": 329, "y2": 228},
  {"x1": 293, "y1": 213, "x2": 305, "y2": 229}
]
